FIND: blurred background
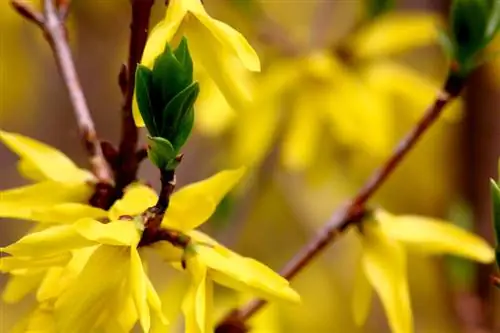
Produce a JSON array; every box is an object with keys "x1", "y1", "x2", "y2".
[{"x1": 1, "y1": 0, "x2": 500, "y2": 332}]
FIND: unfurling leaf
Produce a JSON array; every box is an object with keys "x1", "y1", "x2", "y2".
[
  {"x1": 135, "y1": 65, "x2": 157, "y2": 136},
  {"x1": 444, "y1": 0, "x2": 500, "y2": 76},
  {"x1": 490, "y1": 179, "x2": 500, "y2": 269},
  {"x1": 148, "y1": 136, "x2": 176, "y2": 170}
]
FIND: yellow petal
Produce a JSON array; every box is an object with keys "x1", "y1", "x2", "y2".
[
  {"x1": 0, "y1": 130, "x2": 92, "y2": 183},
  {"x1": 55, "y1": 245, "x2": 130, "y2": 333},
  {"x1": 194, "y1": 68, "x2": 236, "y2": 136},
  {"x1": 162, "y1": 168, "x2": 245, "y2": 231},
  {"x1": 361, "y1": 61, "x2": 462, "y2": 122},
  {"x1": 376, "y1": 210, "x2": 495, "y2": 263},
  {"x1": 3, "y1": 224, "x2": 94, "y2": 256},
  {"x1": 281, "y1": 92, "x2": 321, "y2": 171},
  {"x1": 37, "y1": 247, "x2": 96, "y2": 302},
  {"x1": 130, "y1": 248, "x2": 150, "y2": 332},
  {"x1": 0, "y1": 181, "x2": 93, "y2": 220},
  {"x1": 109, "y1": 183, "x2": 158, "y2": 220},
  {"x1": 361, "y1": 221, "x2": 412, "y2": 333},
  {"x1": 74, "y1": 218, "x2": 142, "y2": 246},
  {"x1": 0, "y1": 252, "x2": 71, "y2": 272},
  {"x1": 190, "y1": 10, "x2": 260, "y2": 71},
  {"x1": 12, "y1": 304, "x2": 56, "y2": 333},
  {"x1": 30, "y1": 203, "x2": 107, "y2": 224},
  {"x1": 183, "y1": 255, "x2": 213, "y2": 333},
  {"x1": 351, "y1": 260, "x2": 373, "y2": 327},
  {"x1": 185, "y1": 17, "x2": 253, "y2": 112},
  {"x1": 146, "y1": 272, "x2": 170, "y2": 332},
  {"x1": 349, "y1": 13, "x2": 440, "y2": 59},
  {"x1": 195, "y1": 244, "x2": 300, "y2": 303},
  {"x1": 2, "y1": 273, "x2": 45, "y2": 303}
]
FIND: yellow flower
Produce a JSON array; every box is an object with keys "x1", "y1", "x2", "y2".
[
  {"x1": 352, "y1": 210, "x2": 494, "y2": 333},
  {"x1": 207, "y1": 12, "x2": 461, "y2": 173},
  {"x1": 133, "y1": 0, "x2": 260, "y2": 127},
  {"x1": 0, "y1": 130, "x2": 94, "y2": 220},
  {"x1": 2, "y1": 167, "x2": 298, "y2": 333}
]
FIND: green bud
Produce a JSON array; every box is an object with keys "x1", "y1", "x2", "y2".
[
  {"x1": 135, "y1": 65, "x2": 158, "y2": 136},
  {"x1": 490, "y1": 179, "x2": 500, "y2": 268},
  {"x1": 364, "y1": 0, "x2": 395, "y2": 19},
  {"x1": 148, "y1": 136, "x2": 176, "y2": 170},
  {"x1": 135, "y1": 37, "x2": 200, "y2": 171},
  {"x1": 152, "y1": 40, "x2": 193, "y2": 109},
  {"x1": 445, "y1": 0, "x2": 500, "y2": 76}
]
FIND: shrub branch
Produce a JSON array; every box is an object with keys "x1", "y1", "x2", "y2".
[{"x1": 215, "y1": 73, "x2": 466, "y2": 332}]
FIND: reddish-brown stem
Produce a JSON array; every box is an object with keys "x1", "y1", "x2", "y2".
[
  {"x1": 216, "y1": 74, "x2": 465, "y2": 330},
  {"x1": 12, "y1": 0, "x2": 113, "y2": 186},
  {"x1": 114, "y1": 0, "x2": 155, "y2": 197}
]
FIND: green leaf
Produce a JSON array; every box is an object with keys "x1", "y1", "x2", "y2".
[
  {"x1": 174, "y1": 37, "x2": 193, "y2": 82},
  {"x1": 437, "y1": 28, "x2": 454, "y2": 59},
  {"x1": 152, "y1": 44, "x2": 192, "y2": 107},
  {"x1": 148, "y1": 136, "x2": 176, "y2": 170},
  {"x1": 490, "y1": 179, "x2": 500, "y2": 268},
  {"x1": 485, "y1": 0, "x2": 500, "y2": 42},
  {"x1": 365, "y1": 0, "x2": 395, "y2": 19},
  {"x1": 135, "y1": 65, "x2": 158, "y2": 136},
  {"x1": 160, "y1": 82, "x2": 200, "y2": 147},
  {"x1": 451, "y1": 0, "x2": 489, "y2": 63}
]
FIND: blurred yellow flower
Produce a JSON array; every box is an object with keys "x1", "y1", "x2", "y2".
[
  {"x1": 133, "y1": 0, "x2": 260, "y2": 127},
  {"x1": 352, "y1": 210, "x2": 494, "y2": 333},
  {"x1": 197, "y1": 12, "x2": 461, "y2": 173},
  {"x1": 0, "y1": 130, "x2": 94, "y2": 221}
]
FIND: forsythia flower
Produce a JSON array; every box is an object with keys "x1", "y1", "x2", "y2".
[
  {"x1": 197, "y1": 13, "x2": 461, "y2": 172},
  {"x1": 1, "y1": 168, "x2": 299, "y2": 333},
  {"x1": 0, "y1": 130, "x2": 94, "y2": 221},
  {"x1": 351, "y1": 210, "x2": 495, "y2": 333},
  {"x1": 133, "y1": 0, "x2": 260, "y2": 127}
]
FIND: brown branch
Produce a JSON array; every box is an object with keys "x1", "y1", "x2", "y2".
[
  {"x1": 215, "y1": 73, "x2": 466, "y2": 331},
  {"x1": 12, "y1": 0, "x2": 113, "y2": 186},
  {"x1": 113, "y1": 0, "x2": 155, "y2": 197}
]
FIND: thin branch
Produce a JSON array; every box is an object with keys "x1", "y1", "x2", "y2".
[
  {"x1": 114, "y1": 0, "x2": 155, "y2": 195},
  {"x1": 12, "y1": 0, "x2": 113, "y2": 186},
  {"x1": 216, "y1": 73, "x2": 466, "y2": 330},
  {"x1": 11, "y1": 1, "x2": 44, "y2": 27}
]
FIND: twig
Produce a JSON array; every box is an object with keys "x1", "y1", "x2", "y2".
[
  {"x1": 215, "y1": 73, "x2": 466, "y2": 331},
  {"x1": 12, "y1": 0, "x2": 113, "y2": 186},
  {"x1": 114, "y1": 0, "x2": 155, "y2": 196}
]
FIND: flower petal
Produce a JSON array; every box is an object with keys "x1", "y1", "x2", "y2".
[
  {"x1": 30, "y1": 203, "x2": 107, "y2": 224},
  {"x1": 0, "y1": 181, "x2": 93, "y2": 221},
  {"x1": 0, "y1": 130, "x2": 92, "y2": 183},
  {"x1": 146, "y1": 272, "x2": 170, "y2": 332},
  {"x1": 183, "y1": 255, "x2": 213, "y2": 333},
  {"x1": 349, "y1": 13, "x2": 440, "y2": 58},
  {"x1": 361, "y1": 221, "x2": 412, "y2": 333},
  {"x1": 162, "y1": 168, "x2": 245, "y2": 231},
  {"x1": 377, "y1": 210, "x2": 495, "y2": 263},
  {"x1": 0, "y1": 252, "x2": 71, "y2": 272},
  {"x1": 74, "y1": 218, "x2": 142, "y2": 246},
  {"x1": 36, "y1": 247, "x2": 96, "y2": 302},
  {"x1": 195, "y1": 243, "x2": 300, "y2": 303},
  {"x1": 3, "y1": 224, "x2": 94, "y2": 257},
  {"x1": 130, "y1": 248, "x2": 151, "y2": 332},
  {"x1": 190, "y1": 9, "x2": 260, "y2": 71},
  {"x1": 351, "y1": 260, "x2": 373, "y2": 327},
  {"x1": 109, "y1": 183, "x2": 158, "y2": 220},
  {"x1": 55, "y1": 245, "x2": 130, "y2": 333},
  {"x1": 2, "y1": 273, "x2": 45, "y2": 303},
  {"x1": 185, "y1": 17, "x2": 253, "y2": 112},
  {"x1": 281, "y1": 92, "x2": 321, "y2": 171}
]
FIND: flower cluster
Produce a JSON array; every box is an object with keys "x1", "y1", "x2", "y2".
[{"x1": 0, "y1": 132, "x2": 299, "y2": 332}]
